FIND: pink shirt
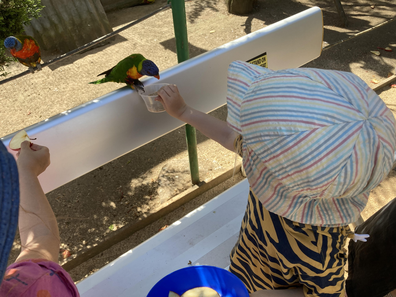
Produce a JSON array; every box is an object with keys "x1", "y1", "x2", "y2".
[{"x1": 0, "y1": 259, "x2": 79, "y2": 297}]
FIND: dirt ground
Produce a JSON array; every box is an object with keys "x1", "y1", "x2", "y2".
[{"x1": 2, "y1": 0, "x2": 396, "y2": 285}]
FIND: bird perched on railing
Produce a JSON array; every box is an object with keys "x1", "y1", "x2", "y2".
[
  {"x1": 90, "y1": 53, "x2": 160, "y2": 92},
  {"x1": 4, "y1": 35, "x2": 42, "y2": 73}
]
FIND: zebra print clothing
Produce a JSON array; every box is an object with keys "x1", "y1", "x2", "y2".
[{"x1": 229, "y1": 190, "x2": 351, "y2": 296}]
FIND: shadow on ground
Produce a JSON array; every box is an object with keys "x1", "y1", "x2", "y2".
[
  {"x1": 44, "y1": 35, "x2": 128, "y2": 72},
  {"x1": 162, "y1": 0, "x2": 395, "y2": 59},
  {"x1": 305, "y1": 18, "x2": 396, "y2": 78},
  {"x1": 160, "y1": 38, "x2": 208, "y2": 59}
]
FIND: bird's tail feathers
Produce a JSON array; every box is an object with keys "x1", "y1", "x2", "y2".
[{"x1": 89, "y1": 77, "x2": 110, "y2": 84}]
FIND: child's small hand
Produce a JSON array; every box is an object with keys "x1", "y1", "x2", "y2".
[
  {"x1": 156, "y1": 84, "x2": 188, "y2": 119},
  {"x1": 16, "y1": 141, "x2": 50, "y2": 176}
]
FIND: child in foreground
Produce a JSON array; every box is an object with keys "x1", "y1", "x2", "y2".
[
  {"x1": 156, "y1": 61, "x2": 396, "y2": 297},
  {"x1": 0, "y1": 141, "x2": 80, "y2": 296}
]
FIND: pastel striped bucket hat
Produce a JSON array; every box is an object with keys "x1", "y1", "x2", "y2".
[
  {"x1": 227, "y1": 60, "x2": 396, "y2": 226},
  {"x1": 0, "y1": 141, "x2": 19, "y2": 282}
]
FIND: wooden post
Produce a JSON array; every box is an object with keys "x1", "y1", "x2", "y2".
[
  {"x1": 225, "y1": 0, "x2": 256, "y2": 15},
  {"x1": 333, "y1": 0, "x2": 348, "y2": 28}
]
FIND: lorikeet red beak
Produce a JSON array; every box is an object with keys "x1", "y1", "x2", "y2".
[{"x1": 154, "y1": 75, "x2": 160, "y2": 79}]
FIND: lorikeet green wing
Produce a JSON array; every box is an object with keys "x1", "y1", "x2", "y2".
[{"x1": 89, "y1": 53, "x2": 160, "y2": 92}]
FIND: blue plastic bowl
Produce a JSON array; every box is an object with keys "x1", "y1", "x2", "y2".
[{"x1": 147, "y1": 265, "x2": 249, "y2": 297}]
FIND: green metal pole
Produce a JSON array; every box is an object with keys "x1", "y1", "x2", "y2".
[
  {"x1": 170, "y1": 0, "x2": 189, "y2": 62},
  {"x1": 170, "y1": 0, "x2": 200, "y2": 185}
]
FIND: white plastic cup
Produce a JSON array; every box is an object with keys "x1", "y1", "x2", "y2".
[{"x1": 139, "y1": 83, "x2": 169, "y2": 113}]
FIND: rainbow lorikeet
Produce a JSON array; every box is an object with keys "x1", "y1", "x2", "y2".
[
  {"x1": 90, "y1": 54, "x2": 160, "y2": 92},
  {"x1": 4, "y1": 35, "x2": 42, "y2": 73}
]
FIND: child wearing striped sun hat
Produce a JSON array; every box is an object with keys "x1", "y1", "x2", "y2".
[{"x1": 156, "y1": 60, "x2": 396, "y2": 297}]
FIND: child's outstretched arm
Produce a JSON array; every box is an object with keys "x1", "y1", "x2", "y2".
[
  {"x1": 15, "y1": 141, "x2": 60, "y2": 263},
  {"x1": 157, "y1": 84, "x2": 238, "y2": 152}
]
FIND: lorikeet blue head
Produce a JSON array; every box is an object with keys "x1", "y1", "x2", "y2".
[
  {"x1": 140, "y1": 59, "x2": 160, "y2": 79},
  {"x1": 4, "y1": 37, "x2": 22, "y2": 51}
]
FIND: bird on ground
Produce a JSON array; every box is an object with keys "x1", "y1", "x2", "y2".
[
  {"x1": 4, "y1": 35, "x2": 42, "y2": 73},
  {"x1": 89, "y1": 54, "x2": 160, "y2": 92}
]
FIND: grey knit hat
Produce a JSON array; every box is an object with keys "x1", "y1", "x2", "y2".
[{"x1": 0, "y1": 141, "x2": 19, "y2": 282}]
